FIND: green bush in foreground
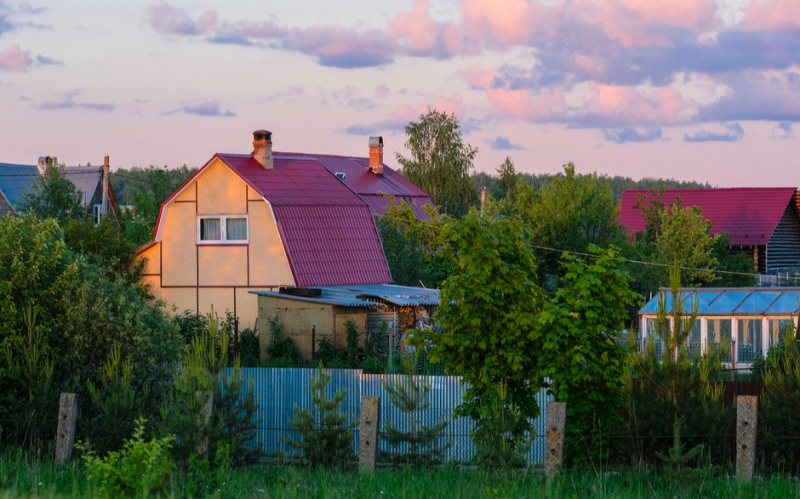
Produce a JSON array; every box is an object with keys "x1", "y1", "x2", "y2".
[{"x1": 78, "y1": 418, "x2": 173, "y2": 498}]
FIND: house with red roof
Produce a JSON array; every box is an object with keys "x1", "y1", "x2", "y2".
[
  {"x1": 618, "y1": 188, "x2": 800, "y2": 274},
  {"x1": 136, "y1": 130, "x2": 434, "y2": 329}
]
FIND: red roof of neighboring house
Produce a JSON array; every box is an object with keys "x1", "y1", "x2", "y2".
[
  {"x1": 619, "y1": 188, "x2": 798, "y2": 246},
  {"x1": 218, "y1": 153, "x2": 392, "y2": 287}
]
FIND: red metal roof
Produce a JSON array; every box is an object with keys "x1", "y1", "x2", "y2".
[
  {"x1": 272, "y1": 152, "x2": 434, "y2": 217},
  {"x1": 218, "y1": 154, "x2": 392, "y2": 287},
  {"x1": 618, "y1": 188, "x2": 798, "y2": 246}
]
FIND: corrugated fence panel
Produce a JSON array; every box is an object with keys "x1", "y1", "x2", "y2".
[{"x1": 232, "y1": 368, "x2": 553, "y2": 464}]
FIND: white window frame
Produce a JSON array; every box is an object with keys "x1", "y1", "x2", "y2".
[{"x1": 197, "y1": 215, "x2": 248, "y2": 244}]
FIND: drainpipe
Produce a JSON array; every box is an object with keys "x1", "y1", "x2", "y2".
[{"x1": 101, "y1": 155, "x2": 109, "y2": 220}]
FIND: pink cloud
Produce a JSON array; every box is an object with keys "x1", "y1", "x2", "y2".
[
  {"x1": 147, "y1": 3, "x2": 217, "y2": 35},
  {"x1": 388, "y1": 0, "x2": 471, "y2": 57},
  {"x1": 0, "y1": 45, "x2": 32, "y2": 72},
  {"x1": 744, "y1": 0, "x2": 800, "y2": 30}
]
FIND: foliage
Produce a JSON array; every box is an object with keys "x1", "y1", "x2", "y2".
[
  {"x1": 0, "y1": 214, "x2": 179, "y2": 450},
  {"x1": 285, "y1": 363, "x2": 355, "y2": 469},
  {"x1": 760, "y1": 322, "x2": 800, "y2": 473},
  {"x1": 490, "y1": 163, "x2": 622, "y2": 290},
  {"x1": 265, "y1": 316, "x2": 302, "y2": 366},
  {"x1": 377, "y1": 200, "x2": 456, "y2": 288},
  {"x1": 237, "y1": 326, "x2": 261, "y2": 367},
  {"x1": 469, "y1": 387, "x2": 531, "y2": 471},
  {"x1": 160, "y1": 310, "x2": 263, "y2": 468},
  {"x1": 64, "y1": 217, "x2": 146, "y2": 290},
  {"x1": 314, "y1": 337, "x2": 349, "y2": 369},
  {"x1": 494, "y1": 156, "x2": 518, "y2": 201},
  {"x1": 21, "y1": 162, "x2": 85, "y2": 225},
  {"x1": 396, "y1": 109, "x2": 476, "y2": 217},
  {"x1": 624, "y1": 264, "x2": 732, "y2": 468},
  {"x1": 79, "y1": 418, "x2": 173, "y2": 498},
  {"x1": 381, "y1": 354, "x2": 450, "y2": 466},
  {"x1": 1, "y1": 304, "x2": 56, "y2": 450},
  {"x1": 85, "y1": 344, "x2": 149, "y2": 455},
  {"x1": 537, "y1": 246, "x2": 639, "y2": 464},
  {"x1": 345, "y1": 320, "x2": 360, "y2": 368},
  {"x1": 431, "y1": 211, "x2": 545, "y2": 438}
]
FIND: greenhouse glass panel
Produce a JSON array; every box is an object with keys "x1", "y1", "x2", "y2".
[
  {"x1": 735, "y1": 291, "x2": 780, "y2": 314},
  {"x1": 767, "y1": 319, "x2": 795, "y2": 348},
  {"x1": 765, "y1": 292, "x2": 800, "y2": 314},
  {"x1": 705, "y1": 292, "x2": 748, "y2": 315},
  {"x1": 737, "y1": 319, "x2": 762, "y2": 363},
  {"x1": 707, "y1": 318, "x2": 732, "y2": 362},
  {"x1": 681, "y1": 319, "x2": 702, "y2": 357},
  {"x1": 646, "y1": 318, "x2": 666, "y2": 357}
]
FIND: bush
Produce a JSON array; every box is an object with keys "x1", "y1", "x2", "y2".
[
  {"x1": 285, "y1": 363, "x2": 354, "y2": 469},
  {"x1": 79, "y1": 418, "x2": 173, "y2": 498},
  {"x1": 265, "y1": 316, "x2": 302, "y2": 366},
  {"x1": 760, "y1": 331, "x2": 800, "y2": 473}
]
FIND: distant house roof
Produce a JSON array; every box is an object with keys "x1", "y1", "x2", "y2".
[
  {"x1": 63, "y1": 166, "x2": 102, "y2": 207},
  {"x1": 196, "y1": 153, "x2": 392, "y2": 287},
  {"x1": 619, "y1": 188, "x2": 798, "y2": 246},
  {"x1": 0, "y1": 163, "x2": 38, "y2": 213}
]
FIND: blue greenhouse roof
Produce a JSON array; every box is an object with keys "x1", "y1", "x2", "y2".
[{"x1": 639, "y1": 288, "x2": 800, "y2": 316}]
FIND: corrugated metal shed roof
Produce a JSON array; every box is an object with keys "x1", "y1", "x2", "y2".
[
  {"x1": 251, "y1": 284, "x2": 439, "y2": 307},
  {"x1": 640, "y1": 287, "x2": 800, "y2": 316},
  {"x1": 0, "y1": 163, "x2": 38, "y2": 211},
  {"x1": 619, "y1": 188, "x2": 797, "y2": 246},
  {"x1": 219, "y1": 154, "x2": 392, "y2": 287},
  {"x1": 249, "y1": 290, "x2": 376, "y2": 308}
]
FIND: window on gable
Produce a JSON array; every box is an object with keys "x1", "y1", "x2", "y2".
[{"x1": 198, "y1": 216, "x2": 247, "y2": 243}]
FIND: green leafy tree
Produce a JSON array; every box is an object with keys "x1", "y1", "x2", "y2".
[
  {"x1": 537, "y1": 246, "x2": 640, "y2": 464},
  {"x1": 377, "y1": 200, "x2": 456, "y2": 288},
  {"x1": 22, "y1": 162, "x2": 85, "y2": 224},
  {"x1": 381, "y1": 354, "x2": 450, "y2": 466},
  {"x1": 64, "y1": 217, "x2": 146, "y2": 289},
  {"x1": 396, "y1": 109, "x2": 476, "y2": 217},
  {"x1": 430, "y1": 211, "x2": 545, "y2": 458},
  {"x1": 494, "y1": 156, "x2": 518, "y2": 200},
  {"x1": 285, "y1": 363, "x2": 354, "y2": 469},
  {"x1": 497, "y1": 163, "x2": 622, "y2": 290}
]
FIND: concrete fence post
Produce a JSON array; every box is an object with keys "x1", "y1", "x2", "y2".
[
  {"x1": 544, "y1": 401, "x2": 567, "y2": 478},
  {"x1": 359, "y1": 396, "x2": 380, "y2": 472},
  {"x1": 736, "y1": 395, "x2": 758, "y2": 482},
  {"x1": 54, "y1": 393, "x2": 78, "y2": 464}
]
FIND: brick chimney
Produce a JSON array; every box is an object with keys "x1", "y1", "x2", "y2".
[
  {"x1": 252, "y1": 130, "x2": 273, "y2": 169},
  {"x1": 369, "y1": 136, "x2": 383, "y2": 176}
]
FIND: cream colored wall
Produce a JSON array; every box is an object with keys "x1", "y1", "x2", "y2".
[
  {"x1": 161, "y1": 202, "x2": 198, "y2": 286},
  {"x1": 249, "y1": 201, "x2": 294, "y2": 285},
  {"x1": 136, "y1": 157, "x2": 295, "y2": 330},
  {"x1": 257, "y1": 295, "x2": 368, "y2": 360}
]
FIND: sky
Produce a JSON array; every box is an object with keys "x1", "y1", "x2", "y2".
[{"x1": 1, "y1": 0, "x2": 799, "y2": 186}]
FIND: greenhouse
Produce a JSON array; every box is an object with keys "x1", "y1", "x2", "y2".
[{"x1": 638, "y1": 287, "x2": 800, "y2": 367}]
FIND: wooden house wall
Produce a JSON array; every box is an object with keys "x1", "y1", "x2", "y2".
[{"x1": 766, "y1": 203, "x2": 800, "y2": 272}]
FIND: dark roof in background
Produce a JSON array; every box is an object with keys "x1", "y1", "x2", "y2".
[
  {"x1": 219, "y1": 153, "x2": 392, "y2": 287},
  {"x1": 0, "y1": 163, "x2": 38, "y2": 211},
  {"x1": 619, "y1": 188, "x2": 797, "y2": 246},
  {"x1": 63, "y1": 166, "x2": 102, "y2": 206}
]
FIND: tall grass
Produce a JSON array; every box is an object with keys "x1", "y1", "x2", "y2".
[{"x1": 0, "y1": 451, "x2": 797, "y2": 498}]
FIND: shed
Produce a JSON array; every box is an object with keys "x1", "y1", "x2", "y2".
[
  {"x1": 639, "y1": 287, "x2": 800, "y2": 367},
  {"x1": 251, "y1": 284, "x2": 439, "y2": 360}
]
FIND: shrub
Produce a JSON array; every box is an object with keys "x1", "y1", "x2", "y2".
[
  {"x1": 760, "y1": 327, "x2": 800, "y2": 473},
  {"x1": 285, "y1": 363, "x2": 354, "y2": 469},
  {"x1": 79, "y1": 418, "x2": 173, "y2": 498},
  {"x1": 265, "y1": 316, "x2": 302, "y2": 366}
]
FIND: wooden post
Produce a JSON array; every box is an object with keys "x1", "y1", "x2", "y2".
[
  {"x1": 545, "y1": 401, "x2": 566, "y2": 478},
  {"x1": 736, "y1": 395, "x2": 758, "y2": 482},
  {"x1": 359, "y1": 396, "x2": 380, "y2": 472},
  {"x1": 54, "y1": 393, "x2": 78, "y2": 464}
]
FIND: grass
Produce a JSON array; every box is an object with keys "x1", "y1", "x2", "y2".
[{"x1": 0, "y1": 450, "x2": 799, "y2": 498}]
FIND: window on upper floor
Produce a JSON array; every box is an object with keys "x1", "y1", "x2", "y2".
[{"x1": 198, "y1": 215, "x2": 248, "y2": 243}]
